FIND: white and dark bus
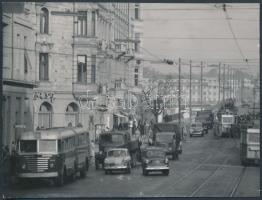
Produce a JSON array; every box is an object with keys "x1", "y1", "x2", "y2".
[{"x1": 15, "y1": 125, "x2": 91, "y2": 186}]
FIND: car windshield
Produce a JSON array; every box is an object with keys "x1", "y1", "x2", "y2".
[
  {"x1": 156, "y1": 132, "x2": 174, "y2": 142},
  {"x1": 108, "y1": 150, "x2": 126, "y2": 157},
  {"x1": 100, "y1": 134, "x2": 124, "y2": 144},
  {"x1": 145, "y1": 150, "x2": 165, "y2": 158},
  {"x1": 39, "y1": 140, "x2": 57, "y2": 153},
  {"x1": 20, "y1": 140, "x2": 37, "y2": 153}
]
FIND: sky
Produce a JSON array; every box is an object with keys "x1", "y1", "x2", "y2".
[{"x1": 140, "y1": 3, "x2": 259, "y2": 76}]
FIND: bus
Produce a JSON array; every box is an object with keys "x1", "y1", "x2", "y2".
[
  {"x1": 240, "y1": 120, "x2": 260, "y2": 165},
  {"x1": 15, "y1": 125, "x2": 91, "y2": 186}
]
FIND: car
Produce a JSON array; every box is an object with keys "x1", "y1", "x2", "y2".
[
  {"x1": 190, "y1": 122, "x2": 204, "y2": 137},
  {"x1": 104, "y1": 148, "x2": 131, "y2": 174},
  {"x1": 141, "y1": 147, "x2": 169, "y2": 176}
]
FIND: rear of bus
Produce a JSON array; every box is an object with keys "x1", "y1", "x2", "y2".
[
  {"x1": 15, "y1": 131, "x2": 60, "y2": 180},
  {"x1": 246, "y1": 128, "x2": 260, "y2": 163}
]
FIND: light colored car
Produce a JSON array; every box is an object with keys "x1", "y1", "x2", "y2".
[
  {"x1": 104, "y1": 148, "x2": 131, "y2": 174},
  {"x1": 190, "y1": 122, "x2": 204, "y2": 137}
]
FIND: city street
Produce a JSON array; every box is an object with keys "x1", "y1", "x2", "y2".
[{"x1": 4, "y1": 129, "x2": 260, "y2": 198}]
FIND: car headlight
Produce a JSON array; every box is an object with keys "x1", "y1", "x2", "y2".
[
  {"x1": 145, "y1": 159, "x2": 149, "y2": 164},
  {"x1": 122, "y1": 159, "x2": 128, "y2": 165},
  {"x1": 168, "y1": 147, "x2": 172, "y2": 151},
  {"x1": 104, "y1": 159, "x2": 109, "y2": 164},
  {"x1": 21, "y1": 163, "x2": 26, "y2": 170},
  {"x1": 165, "y1": 157, "x2": 169, "y2": 164}
]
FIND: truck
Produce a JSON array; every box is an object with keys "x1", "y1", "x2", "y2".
[
  {"x1": 95, "y1": 130, "x2": 141, "y2": 169},
  {"x1": 195, "y1": 110, "x2": 214, "y2": 134},
  {"x1": 152, "y1": 123, "x2": 182, "y2": 160}
]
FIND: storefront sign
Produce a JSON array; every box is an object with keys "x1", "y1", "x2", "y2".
[{"x1": 33, "y1": 92, "x2": 55, "y2": 103}]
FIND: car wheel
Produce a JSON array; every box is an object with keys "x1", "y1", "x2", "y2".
[
  {"x1": 105, "y1": 170, "x2": 108, "y2": 175},
  {"x1": 55, "y1": 168, "x2": 65, "y2": 187},
  {"x1": 163, "y1": 170, "x2": 169, "y2": 176},
  {"x1": 142, "y1": 168, "x2": 148, "y2": 176},
  {"x1": 95, "y1": 160, "x2": 99, "y2": 170},
  {"x1": 80, "y1": 166, "x2": 86, "y2": 178}
]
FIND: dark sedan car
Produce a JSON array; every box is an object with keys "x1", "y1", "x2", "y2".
[{"x1": 141, "y1": 147, "x2": 169, "y2": 176}]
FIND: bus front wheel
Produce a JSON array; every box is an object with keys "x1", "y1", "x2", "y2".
[{"x1": 55, "y1": 169, "x2": 65, "y2": 186}]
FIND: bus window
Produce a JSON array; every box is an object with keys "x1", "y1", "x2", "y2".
[
  {"x1": 58, "y1": 140, "x2": 62, "y2": 152},
  {"x1": 20, "y1": 140, "x2": 37, "y2": 153},
  {"x1": 39, "y1": 140, "x2": 57, "y2": 153},
  {"x1": 78, "y1": 133, "x2": 86, "y2": 145}
]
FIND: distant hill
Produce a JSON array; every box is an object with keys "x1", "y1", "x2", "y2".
[{"x1": 143, "y1": 66, "x2": 252, "y2": 80}]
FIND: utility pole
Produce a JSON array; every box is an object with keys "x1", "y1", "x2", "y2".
[
  {"x1": 189, "y1": 60, "x2": 192, "y2": 125},
  {"x1": 178, "y1": 57, "x2": 181, "y2": 126},
  {"x1": 223, "y1": 64, "x2": 225, "y2": 103},
  {"x1": 227, "y1": 65, "x2": 230, "y2": 99},
  {"x1": 218, "y1": 63, "x2": 221, "y2": 103},
  {"x1": 200, "y1": 61, "x2": 203, "y2": 111}
]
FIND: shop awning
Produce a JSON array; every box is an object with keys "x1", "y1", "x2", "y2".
[{"x1": 114, "y1": 111, "x2": 128, "y2": 118}]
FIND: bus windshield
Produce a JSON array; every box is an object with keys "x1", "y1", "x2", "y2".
[
  {"x1": 100, "y1": 134, "x2": 124, "y2": 144},
  {"x1": 39, "y1": 140, "x2": 57, "y2": 153},
  {"x1": 156, "y1": 132, "x2": 174, "y2": 143},
  {"x1": 20, "y1": 140, "x2": 37, "y2": 153}
]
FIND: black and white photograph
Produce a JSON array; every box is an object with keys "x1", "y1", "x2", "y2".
[{"x1": 1, "y1": 1, "x2": 260, "y2": 198}]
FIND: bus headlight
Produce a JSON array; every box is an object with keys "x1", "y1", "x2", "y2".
[{"x1": 49, "y1": 160, "x2": 55, "y2": 169}]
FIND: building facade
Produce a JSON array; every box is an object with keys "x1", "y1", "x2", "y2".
[{"x1": 2, "y1": 2, "x2": 144, "y2": 147}]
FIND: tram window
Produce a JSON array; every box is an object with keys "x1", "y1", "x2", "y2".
[{"x1": 20, "y1": 140, "x2": 37, "y2": 153}]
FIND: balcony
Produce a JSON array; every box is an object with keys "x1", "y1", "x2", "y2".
[
  {"x1": 72, "y1": 82, "x2": 98, "y2": 95},
  {"x1": 72, "y1": 35, "x2": 98, "y2": 47}
]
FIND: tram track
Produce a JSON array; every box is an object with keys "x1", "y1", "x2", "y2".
[
  {"x1": 156, "y1": 153, "x2": 214, "y2": 196},
  {"x1": 189, "y1": 166, "x2": 221, "y2": 197},
  {"x1": 229, "y1": 167, "x2": 246, "y2": 197}
]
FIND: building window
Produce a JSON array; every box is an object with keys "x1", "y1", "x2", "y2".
[
  {"x1": 24, "y1": 36, "x2": 28, "y2": 74},
  {"x1": 134, "y1": 67, "x2": 139, "y2": 86},
  {"x1": 77, "y1": 11, "x2": 87, "y2": 36},
  {"x1": 135, "y1": 4, "x2": 140, "y2": 20},
  {"x1": 40, "y1": 8, "x2": 49, "y2": 34},
  {"x1": 38, "y1": 102, "x2": 52, "y2": 129},
  {"x1": 65, "y1": 103, "x2": 79, "y2": 127},
  {"x1": 39, "y1": 53, "x2": 49, "y2": 81},
  {"x1": 91, "y1": 55, "x2": 96, "y2": 84},
  {"x1": 77, "y1": 55, "x2": 87, "y2": 83},
  {"x1": 91, "y1": 11, "x2": 96, "y2": 37},
  {"x1": 134, "y1": 33, "x2": 140, "y2": 52}
]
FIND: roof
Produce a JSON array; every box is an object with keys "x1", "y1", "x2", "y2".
[
  {"x1": 153, "y1": 123, "x2": 179, "y2": 132},
  {"x1": 106, "y1": 148, "x2": 128, "y2": 151},
  {"x1": 101, "y1": 130, "x2": 129, "y2": 135},
  {"x1": 247, "y1": 129, "x2": 260, "y2": 134},
  {"x1": 17, "y1": 127, "x2": 88, "y2": 140},
  {"x1": 142, "y1": 146, "x2": 165, "y2": 151}
]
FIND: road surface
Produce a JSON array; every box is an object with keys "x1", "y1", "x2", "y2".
[{"x1": 2, "y1": 129, "x2": 260, "y2": 198}]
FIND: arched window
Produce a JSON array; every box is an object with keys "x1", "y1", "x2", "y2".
[
  {"x1": 65, "y1": 103, "x2": 79, "y2": 127},
  {"x1": 38, "y1": 102, "x2": 52, "y2": 128},
  {"x1": 40, "y1": 8, "x2": 49, "y2": 34}
]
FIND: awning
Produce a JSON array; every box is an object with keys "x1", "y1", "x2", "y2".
[{"x1": 114, "y1": 111, "x2": 128, "y2": 118}]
